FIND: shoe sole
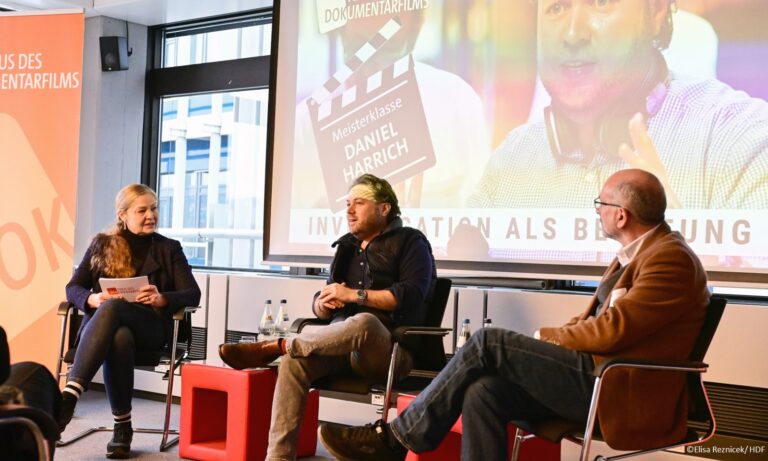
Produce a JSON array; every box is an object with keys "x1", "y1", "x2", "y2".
[{"x1": 106, "y1": 446, "x2": 130, "y2": 459}]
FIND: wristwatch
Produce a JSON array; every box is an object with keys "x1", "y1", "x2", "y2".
[{"x1": 356, "y1": 289, "x2": 367, "y2": 303}]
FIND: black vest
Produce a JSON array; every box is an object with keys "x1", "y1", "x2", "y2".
[{"x1": 329, "y1": 218, "x2": 433, "y2": 328}]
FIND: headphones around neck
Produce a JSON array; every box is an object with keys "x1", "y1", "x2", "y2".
[{"x1": 544, "y1": 52, "x2": 669, "y2": 164}]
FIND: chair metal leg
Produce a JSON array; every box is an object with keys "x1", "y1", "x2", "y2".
[
  {"x1": 510, "y1": 427, "x2": 525, "y2": 461},
  {"x1": 59, "y1": 321, "x2": 183, "y2": 451},
  {"x1": 579, "y1": 376, "x2": 603, "y2": 461},
  {"x1": 56, "y1": 312, "x2": 69, "y2": 385},
  {"x1": 159, "y1": 318, "x2": 181, "y2": 451},
  {"x1": 381, "y1": 342, "x2": 400, "y2": 424},
  {"x1": 58, "y1": 426, "x2": 180, "y2": 447},
  {"x1": 57, "y1": 425, "x2": 112, "y2": 446},
  {"x1": 54, "y1": 304, "x2": 197, "y2": 453}
]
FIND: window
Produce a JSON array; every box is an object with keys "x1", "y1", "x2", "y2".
[
  {"x1": 162, "y1": 15, "x2": 271, "y2": 68},
  {"x1": 188, "y1": 95, "x2": 212, "y2": 117},
  {"x1": 220, "y1": 135, "x2": 229, "y2": 171},
  {"x1": 162, "y1": 99, "x2": 178, "y2": 120},
  {"x1": 158, "y1": 193, "x2": 173, "y2": 228},
  {"x1": 186, "y1": 138, "x2": 211, "y2": 172},
  {"x1": 184, "y1": 171, "x2": 207, "y2": 228},
  {"x1": 145, "y1": 10, "x2": 278, "y2": 271},
  {"x1": 222, "y1": 94, "x2": 234, "y2": 112},
  {"x1": 160, "y1": 141, "x2": 176, "y2": 174}
]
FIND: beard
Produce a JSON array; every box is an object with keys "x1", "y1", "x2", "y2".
[{"x1": 539, "y1": 29, "x2": 657, "y2": 120}]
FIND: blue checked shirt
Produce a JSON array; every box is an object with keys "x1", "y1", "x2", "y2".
[{"x1": 469, "y1": 76, "x2": 768, "y2": 210}]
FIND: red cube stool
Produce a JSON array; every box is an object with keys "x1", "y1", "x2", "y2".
[
  {"x1": 397, "y1": 394, "x2": 560, "y2": 461},
  {"x1": 179, "y1": 364, "x2": 319, "y2": 460}
]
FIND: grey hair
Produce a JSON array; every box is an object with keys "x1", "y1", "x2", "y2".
[{"x1": 615, "y1": 177, "x2": 666, "y2": 226}]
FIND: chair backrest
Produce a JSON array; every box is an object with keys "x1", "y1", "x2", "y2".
[
  {"x1": 410, "y1": 277, "x2": 452, "y2": 371},
  {"x1": 0, "y1": 403, "x2": 59, "y2": 460},
  {"x1": 687, "y1": 296, "x2": 727, "y2": 423},
  {"x1": 689, "y1": 296, "x2": 727, "y2": 362}
]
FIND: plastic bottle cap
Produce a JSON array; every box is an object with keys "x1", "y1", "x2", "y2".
[
  {"x1": 265, "y1": 300, "x2": 272, "y2": 304},
  {"x1": 281, "y1": 299, "x2": 287, "y2": 303}
]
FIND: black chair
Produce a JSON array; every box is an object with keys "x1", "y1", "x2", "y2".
[
  {"x1": 55, "y1": 301, "x2": 200, "y2": 451},
  {"x1": 290, "y1": 277, "x2": 453, "y2": 422},
  {"x1": 0, "y1": 403, "x2": 60, "y2": 460},
  {"x1": 510, "y1": 296, "x2": 728, "y2": 461}
]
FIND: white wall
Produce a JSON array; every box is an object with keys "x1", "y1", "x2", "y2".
[{"x1": 74, "y1": 16, "x2": 147, "y2": 261}]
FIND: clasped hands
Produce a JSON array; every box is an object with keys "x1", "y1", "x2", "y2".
[{"x1": 316, "y1": 282, "x2": 355, "y2": 310}]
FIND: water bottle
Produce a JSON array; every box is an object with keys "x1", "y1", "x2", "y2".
[
  {"x1": 275, "y1": 299, "x2": 290, "y2": 337},
  {"x1": 259, "y1": 299, "x2": 275, "y2": 338},
  {"x1": 456, "y1": 318, "x2": 471, "y2": 350},
  {"x1": 483, "y1": 318, "x2": 493, "y2": 329}
]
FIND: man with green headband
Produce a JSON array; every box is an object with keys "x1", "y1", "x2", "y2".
[{"x1": 219, "y1": 173, "x2": 437, "y2": 460}]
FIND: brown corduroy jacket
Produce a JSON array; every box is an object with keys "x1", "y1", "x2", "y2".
[{"x1": 539, "y1": 223, "x2": 709, "y2": 450}]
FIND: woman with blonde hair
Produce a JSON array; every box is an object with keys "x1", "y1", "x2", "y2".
[{"x1": 60, "y1": 184, "x2": 200, "y2": 459}]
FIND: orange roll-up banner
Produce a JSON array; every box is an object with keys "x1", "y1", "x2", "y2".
[{"x1": 0, "y1": 10, "x2": 84, "y2": 373}]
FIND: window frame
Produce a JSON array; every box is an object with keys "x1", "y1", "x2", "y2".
[{"x1": 142, "y1": 8, "x2": 277, "y2": 272}]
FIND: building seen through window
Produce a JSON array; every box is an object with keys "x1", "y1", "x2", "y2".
[{"x1": 152, "y1": 13, "x2": 276, "y2": 270}]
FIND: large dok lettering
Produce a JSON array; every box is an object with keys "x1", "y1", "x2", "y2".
[{"x1": 0, "y1": 197, "x2": 73, "y2": 290}]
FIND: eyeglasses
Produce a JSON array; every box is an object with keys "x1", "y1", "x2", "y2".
[{"x1": 593, "y1": 198, "x2": 623, "y2": 210}]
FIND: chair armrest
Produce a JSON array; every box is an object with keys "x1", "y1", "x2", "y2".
[
  {"x1": 290, "y1": 317, "x2": 331, "y2": 333},
  {"x1": 172, "y1": 306, "x2": 200, "y2": 321},
  {"x1": 392, "y1": 326, "x2": 451, "y2": 342},
  {"x1": 57, "y1": 301, "x2": 74, "y2": 316},
  {"x1": 0, "y1": 403, "x2": 60, "y2": 441},
  {"x1": 594, "y1": 358, "x2": 709, "y2": 377}
]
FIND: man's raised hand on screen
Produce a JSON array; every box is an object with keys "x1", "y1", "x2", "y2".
[{"x1": 619, "y1": 113, "x2": 682, "y2": 208}]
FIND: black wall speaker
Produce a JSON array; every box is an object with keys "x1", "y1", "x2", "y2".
[{"x1": 99, "y1": 36, "x2": 129, "y2": 71}]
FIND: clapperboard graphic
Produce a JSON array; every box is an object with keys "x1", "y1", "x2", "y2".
[{"x1": 307, "y1": 17, "x2": 436, "y2": 212}]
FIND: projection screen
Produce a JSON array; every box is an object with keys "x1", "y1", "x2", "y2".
[{"x1": 265, "y1": 0, "x2": 768, "y2": 284}]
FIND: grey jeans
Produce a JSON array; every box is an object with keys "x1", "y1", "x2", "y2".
[{"x1": 266, "y1": 312, "x2": 411, "y2": 461}]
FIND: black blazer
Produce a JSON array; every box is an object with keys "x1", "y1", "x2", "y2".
[{"x1": 65, "y1": 232, "x2": 201, "y2": 347}]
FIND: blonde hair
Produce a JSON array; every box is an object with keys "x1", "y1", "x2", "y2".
[
  {"x1": 89, "y1": 232, "x2": 135, "y2": 278},
  {"x1": 90, "y1": 184, "x2": 157, "y2": 277},
  {"x1": 112, "y1": 183, "x2": 158, "y2": 234}
]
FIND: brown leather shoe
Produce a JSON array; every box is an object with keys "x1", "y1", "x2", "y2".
[{"x1": 218, "y1": 340, "x2": 282, "y2": 369}]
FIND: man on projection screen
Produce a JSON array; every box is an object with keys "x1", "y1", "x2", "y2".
[
  {"x1": 219, "y1": 174, "x2": 436, "y2": 461},
  {"x1": 319, "y1": 168, "x2": 709, "y2": 461},
  {"x1": 469, "y1": 0, "x2": 768, "y2": 210}
]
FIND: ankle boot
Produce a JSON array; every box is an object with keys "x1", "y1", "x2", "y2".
[
  {"x1": 106, "y1": 421, "x2": 133, "y2": 459},
  {"x1": 58, "y1": 392, "x2": 78, "y2": 432}
]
